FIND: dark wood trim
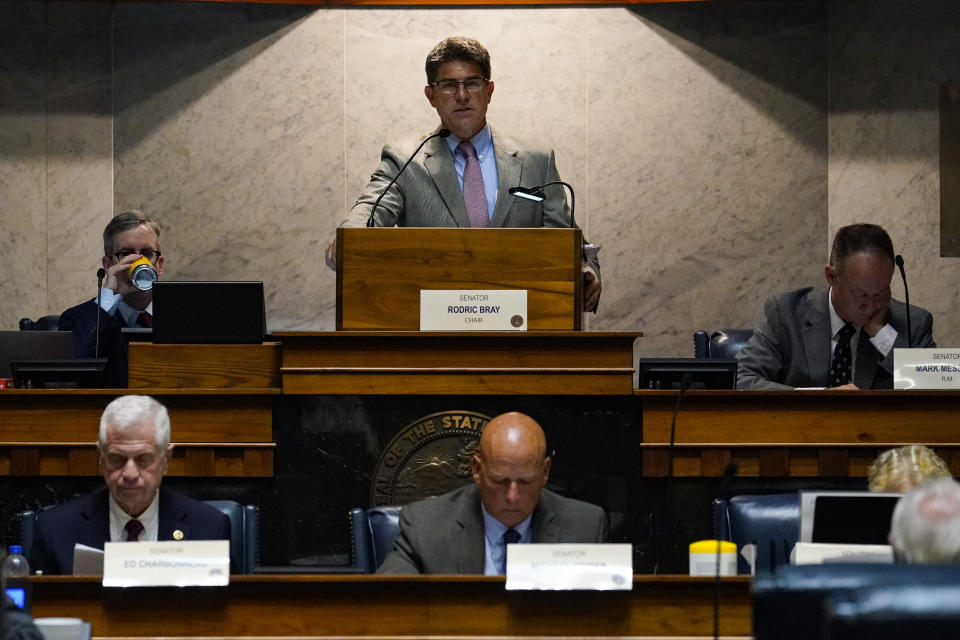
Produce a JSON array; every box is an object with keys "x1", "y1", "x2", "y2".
[{"x1": 30, "y1": 574, "x2": 752, "y2": 638}]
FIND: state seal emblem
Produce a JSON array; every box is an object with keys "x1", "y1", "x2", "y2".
[{"x1": 371, "y1": 410, "x2": 492, "y2": 505}]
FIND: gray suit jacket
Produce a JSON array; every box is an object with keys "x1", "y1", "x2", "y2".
[
  {"x1": 377, "y1": 484, "x2": 608, "y2": 575},
  {"x1": 736, "y1": 287, "x2": 935, "y2": 390},
  {"x1": 344, "y1": 127, "x2": 600, "y2": 278},
  {"x1": 346, "y1": 127, "x2": 570, "y2": 229}
]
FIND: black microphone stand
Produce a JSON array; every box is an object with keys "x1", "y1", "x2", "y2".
[
  {"x1": 367, "y1": 129, "x2": 451, "y2": 227},
  {"x1": 895, "y1": 255, "x2": 912, "y2": 347},
  {"x1": 95, "y1": 268, "x2": 105, "y2": 357}
]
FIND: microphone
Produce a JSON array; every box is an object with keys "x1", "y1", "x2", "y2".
[
  {"x1": 713, "y1": 461, "x2": 740, "y2": 640},
  {"x1": 654, "y1": 371, "x2": 693, "y2": 574},
  {"x1": 508, "y1": 181, "x2": 576, "y2": 229},
  {"x1": 895, "y1": 254, "x2": 912, "y2": 348},
  {"x1": 95, "y1": 268, "x2": 105, "y2": 358},
  {"x1": 367, "y1": 129, "x2": 451, "y2": 227}
]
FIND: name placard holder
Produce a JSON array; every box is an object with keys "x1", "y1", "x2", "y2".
[
  {"x1": 894, "y1": 348, "x2": 960, "y2": 389},
  {"x1": 102, "y1": 540, "x2": 230, "y2": 587},
  {"x1": 505, "y1": 543, "x2": 633, "y2": 591},
  {"x1": 420, "y1": 290, "x2": 527, "y2": 331}
]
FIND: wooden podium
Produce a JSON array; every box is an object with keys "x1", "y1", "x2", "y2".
[{"x1": 336, "y1": 227, "x2": 583, "y2": 331}]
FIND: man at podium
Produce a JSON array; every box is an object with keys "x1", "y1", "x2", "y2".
[{"x1": 328, "y1": 36, "x2": 601, "y2": 312}]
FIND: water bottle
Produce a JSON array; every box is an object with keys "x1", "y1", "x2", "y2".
[
  {"x1": 2, "y1": 545, "x2": 29, "y2": 578},
  {"x1": 2, "y1": 545, "x2": 30, "y2": 609}
]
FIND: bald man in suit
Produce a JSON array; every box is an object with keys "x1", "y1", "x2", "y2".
[
  {"x1": 378, "y1": 411, "x2": 607, "y2": 575},
  {"x1": 327, "y1": 36, "x2": 601, "y2": 312}
]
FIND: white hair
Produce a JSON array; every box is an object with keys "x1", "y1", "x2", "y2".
[
  {"x1": 889, "y1": 478, "x2": 960, "y2": 564},
  {"x1": 98, "y1": 395, "x2": 171, "y2": 449}
]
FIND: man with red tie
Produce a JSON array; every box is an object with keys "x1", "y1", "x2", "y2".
[
  {"x1": 28, "y1": 395, "x2": 230, "y2": 575},
  {"x1": 58, "y1": 210, "x2": 164, "y2": 387}
]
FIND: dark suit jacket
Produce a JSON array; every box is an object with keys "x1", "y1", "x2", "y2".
[
  {"x1": 377, "y1": 484, "x2": 608, "y2": 575},
  {"x1": 344, "y1": 127, "x2": 601, "y2": 278},
  {"x1": 58, "y1": 299, "x2": 130, "y2": 388},
  {"x1": 28, "y1": 487, "x2": 231, "y2": 575},
  {"x1": 736, "y1": 287, "x2": 935, "y2": 390}
]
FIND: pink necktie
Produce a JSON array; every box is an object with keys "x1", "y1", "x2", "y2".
[{"x1": 458, "y1": 141, "x2": 489, "y2": 228}]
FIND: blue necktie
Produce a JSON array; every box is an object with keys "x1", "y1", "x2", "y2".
[{"x1": 500, "y1": 528, "x2": 521, "y2": 574}]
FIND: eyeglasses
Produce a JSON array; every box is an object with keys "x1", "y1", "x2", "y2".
[
  {"x1": 114, "y1": 249, "x2": 161, "y2": 262},
  {"x1": 431, "y1": 77, "x2": 489, "y2": 96}
]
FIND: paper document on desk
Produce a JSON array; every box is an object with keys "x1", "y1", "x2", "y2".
[
  {"x1": 790, "y1": 542, "x2": 894, "y2": 565},
  {"x1": 72, "y1": 544, "x2": 104, "y2": 576}
]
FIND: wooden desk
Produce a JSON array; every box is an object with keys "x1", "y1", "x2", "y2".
[
  {"x1": 0, "y1": 343, "x2": 281, "y2": 477},
  {"x1": 30, "y1": 574, "x2": 751, "y2": 638},
  {"x1": 278, "y1": 331, "x2": 640, "y2": 395},
  {"x1": 639, "y1": 390, "x2": 960, "y2": 477},
  {"x1": 0, "y1": 390, "x2": 274, "y2": 478}
]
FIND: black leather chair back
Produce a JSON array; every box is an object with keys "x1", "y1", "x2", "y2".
[
  {"x1": 694, "y1": 328, "x2": 753, "y2": 359},
  {"x1": 349, "y1": 506, "x2": 402, "y2": 573},
  {"x1": 826, "y1": 581, "x2": 960, "y2": 640},
  {"x1": 753, "y1": 564, "x2": 960, "y2": 640},
  {"x1": 19, "y1": 316, "x2": 61, "y2": 331},
  {"x1": 713, "y1": 492, "x2": 800, "y2": 574}
]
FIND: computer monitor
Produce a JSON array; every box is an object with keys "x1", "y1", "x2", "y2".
[
  {"x1": 151, "y1": 281, "x2": 266, "y2": 344},
  {"x1": 0, "y1": 330, "x2": 74, "y2": 377},
  {"x1": 636, "y1": 358, "x2": 737, "y2": 390},
  {"x1": 799, "y1": 491, "x2": 902, "y2": 545}
]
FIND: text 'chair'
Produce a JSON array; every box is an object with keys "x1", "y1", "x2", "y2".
[
  {"x1": 713, "y1": 493, "x2": 800, "y2": 574},
  {"x1": 349, "y1": 506, "x2": 402, "y2": 573},
  {"x1": 20, "y1": 500, "x2": 259, "y2": 574}
]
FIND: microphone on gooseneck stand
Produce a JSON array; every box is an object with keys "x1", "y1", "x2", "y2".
[
  {"x1": 654, "y1": 371, "x2": 694, "y2": 574},
  {"x1": 95, "y1": 268, "x2": 105, "y2": 358},
  {"x1": 895, "y1": 255, "x2": 912, "y2": 348},
  {"x1": 367, "y1": 129, "x2": 452, "y2": 227},
  {"x1": 713, "y1": 460, "x2": 739, "y2": 640}
]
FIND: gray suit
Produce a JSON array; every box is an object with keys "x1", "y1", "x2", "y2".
[
  {"x1": 344, "y1": 127, "x2": 600, "y2": 279},
  {"x1": 377, "y1": 484, "x2": 608, "y2": 575},
  {"x1": 345, "y1": 127, "x2": 571, "y2": 229},
  {"x1": 736, "y1": 287, "x2": 935, "y2": 390}
]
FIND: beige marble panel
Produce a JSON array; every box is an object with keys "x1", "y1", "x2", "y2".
[
  {"x1": 113, "y1": 4, "x2": 342, "y2": 331},
  {"x1": 0, "y1": 2, "x2": 112, "y2": 330},
  {"x1": 44, "y1": 2, "x2": 113, "y2": 317},
  {"x1": 587, "y1": 5, "x2": 828, "y2": 357},
  {"x1": 828, "y1": 0, "x2": 960, "y2": 348},
  {"x1": 343, "y1": 9, "x2": 590, "y2": 230},
  {"x1": 0, "y1": 2, "x2": 48, "y2": 330}
]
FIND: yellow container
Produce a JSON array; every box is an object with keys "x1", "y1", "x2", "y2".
[{"x1": 689, "y1": 539, "x2": 737, "y2": 576}]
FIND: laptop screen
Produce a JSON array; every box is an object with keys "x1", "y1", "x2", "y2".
[
  {"x1": 0, "y1": 331, "x2": 75, "y2": 378},
  {"x1": 799, "y1": 491, "x2": 901, "y2": 545},
  {"x1": 151, "y1": 281, "x2": 265, "y2": 344}
]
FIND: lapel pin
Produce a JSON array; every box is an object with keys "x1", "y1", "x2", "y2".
[{"x1": 173, "y1": 529, "x2": 184, "y2": 540}]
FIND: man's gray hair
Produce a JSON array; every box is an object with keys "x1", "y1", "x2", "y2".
[
  {"x1": 890, "y1": 478, "x2": 960, "y2": 564},
  {"x1": 98, "y1": 395, "x2": 171, "y2": 450}
]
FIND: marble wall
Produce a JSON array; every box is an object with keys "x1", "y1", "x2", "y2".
[{"x1": 2, "y1": 0, "x2": 958, "y2": 356}]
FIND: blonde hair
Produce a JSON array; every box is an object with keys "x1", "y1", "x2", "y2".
[{"x1": 868, "y1": 445, "x2": 951, "y2": 493}]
